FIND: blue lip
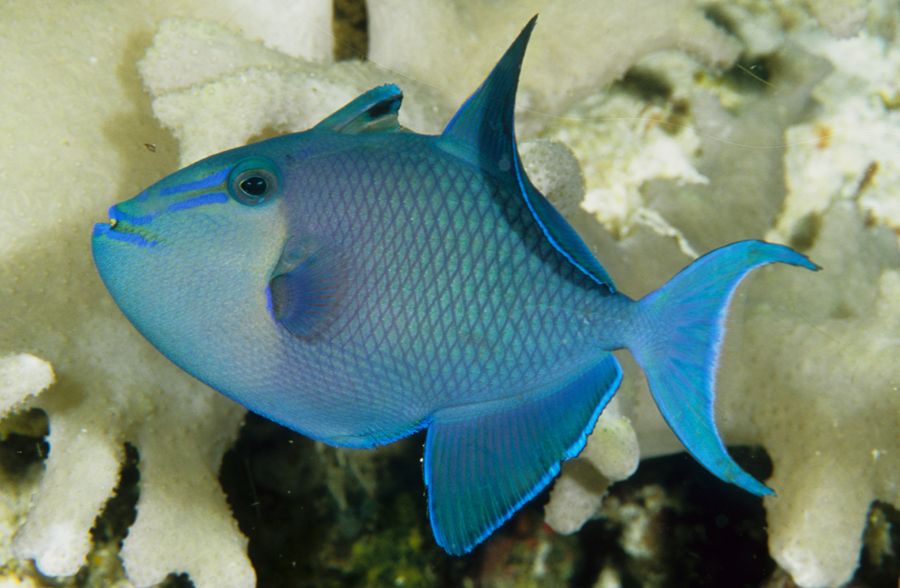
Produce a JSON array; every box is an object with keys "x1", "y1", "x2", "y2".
[{"x1": 92, "y1": 222, "x2": 109, "y2": 238}]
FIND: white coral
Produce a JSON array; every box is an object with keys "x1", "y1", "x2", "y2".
[
  {"x1": 751, "y1": 204, "x2": 900, "y2": 587},
  {"x1": 541, "y1": 6, "x2": 900, "y2": 587},
  {"x1": 141, "y1": 19, "x2": 450, "y2": 165},
  {"x1": 367, "y1": 0, "x2": 740, "y2": 114},
  {"x1": 0, "y1": 2, "x2": 332, "y2": 587},
  {"x1": 778, "y1": 30, "x2": 900, "y2": 237}
]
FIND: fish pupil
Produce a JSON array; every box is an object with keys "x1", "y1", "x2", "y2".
[
  {"x1": 229, "y1": 161, "x2": 278, "y2": 206},
  {"x1": 240, "y1": 176, "x2": 268, "y2": 197}
]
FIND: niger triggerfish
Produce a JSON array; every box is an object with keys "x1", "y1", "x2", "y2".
[{"x1": 92, "y1": 17, "x2": 818, "y2": 554}]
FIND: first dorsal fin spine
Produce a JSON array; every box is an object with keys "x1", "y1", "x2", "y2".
[{"x1": 315, "y1": 84, "x2": 404, "y2": 134}]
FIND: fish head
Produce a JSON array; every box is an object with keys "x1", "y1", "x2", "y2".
[{"x1": 91, "y1": 142, "x2": 294, "y2": 363}]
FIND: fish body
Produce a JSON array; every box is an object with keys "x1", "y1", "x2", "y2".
[{"x1": 92, "y1": 18, "x2": 817, "y2": 554}]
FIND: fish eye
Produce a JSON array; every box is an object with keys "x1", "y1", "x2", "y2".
[{"x1": 228, "y1": 158, "x2": 280, "y2": 206}]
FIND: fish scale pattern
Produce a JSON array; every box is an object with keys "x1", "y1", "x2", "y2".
[{"x1": 275, "y1": 133, "x2": 619, "y2": 442}]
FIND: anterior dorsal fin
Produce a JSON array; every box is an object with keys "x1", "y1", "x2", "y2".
[
  {"x1": 440, "y1": 16, "x2": 615, "y2": 292},
  {"x1": 315, "y1": 84, "x2": 403, "y2": 134}
]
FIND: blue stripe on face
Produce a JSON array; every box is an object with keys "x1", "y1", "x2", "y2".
[
  {"x1": 102, "y1": 171, "x2": 231, "y2": 249},
  {"x1": 109, "y1": 206, "x2": 155, "y2": 226},
  {"x1": 165, "y1": 192, "x2": 228, "y2": 213},
  {"x1": 112, "y1": 190, "x2": 228, "y2": 227},
  {"x1": 159, "y1": 168, "x2": 230, "y2": 196}
]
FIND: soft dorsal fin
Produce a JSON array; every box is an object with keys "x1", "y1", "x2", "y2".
[
  {"x1": 315, "y1": 84, "x2": 403, "y2": 134},
  {"x1": 440, "y1": 16, "x2": 616, "y2": 292},
  {"x1": 441, "y1": 18, "x2": 534, "y2": 174}
]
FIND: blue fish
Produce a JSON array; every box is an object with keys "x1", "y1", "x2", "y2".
[{"x1": 92, "y1": 17, "x2": 818, "y2": 555}]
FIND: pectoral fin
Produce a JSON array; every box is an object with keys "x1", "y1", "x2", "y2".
[{"x1": 268, "y1": 239, "x2": 344, "y2": 339}]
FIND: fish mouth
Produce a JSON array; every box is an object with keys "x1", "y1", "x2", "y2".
[{"x1": 92, "y1": 206, "x2": 159, "y2": 248}]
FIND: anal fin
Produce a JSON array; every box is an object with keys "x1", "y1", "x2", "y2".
[{"x1": 424, "y1": 353, "x2": 622, "y2": 555}]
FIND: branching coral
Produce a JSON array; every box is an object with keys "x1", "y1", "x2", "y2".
[
  {"x1": 777, "y1": 31, "x2": 900, "y2": 236},
  {"x1": 140, "y1": 19, "x2": 451, "y2": 165},
  {"x1": 747, "y1": 203, "x2": 899, "y2": 587},
  {"x1": 641, "y1": 46, "x2": 831, "y2": 252},
  {"x1": 367, "y1": 0, "x2": 741, "y2": 114},
  {"x1": 541, "y1": 6, "x2": 900, "y2": 586}
]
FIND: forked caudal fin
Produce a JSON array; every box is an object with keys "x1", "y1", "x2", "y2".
[{"x1": 629, "y1": 240, "x2": 819, "y2": 496}]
